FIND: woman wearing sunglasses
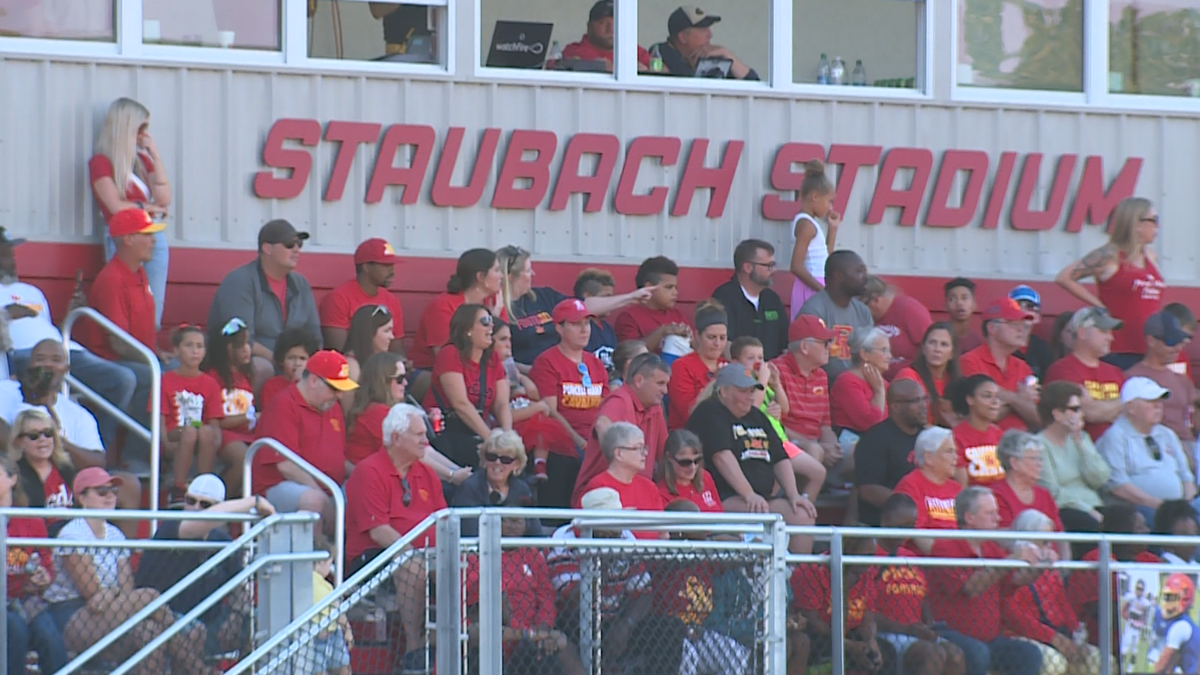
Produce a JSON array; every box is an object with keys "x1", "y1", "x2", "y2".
[
  {"x1": 1036, "y1": 381, "x2": 1109, "y2": 541},
  {"x1": 655, "y1": 430, "x2": 722, "y2": 513},
  {"x1": 343, "y1": 303, "x2": 396, "y2": 384},
  {"x1": 9, "y1": 409, "x2": 78, "y2": 526},
  {"x1": 451, "y1": 430, "x2": 544, "y2": 537},
  {"x1": 424, "y1": 304, "x2": 512, "y2": 467}
]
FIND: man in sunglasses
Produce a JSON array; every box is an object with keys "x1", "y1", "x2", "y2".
[
  {"x1": 135, "y1": 474, "x2": 274, "y2": 658},
  {"x1": 318, "y1": 238, "x2": 405, "y2": 352},
  {"x1": 1097, "y1": 377, "x2": 1198, "y2": 522},
  {"x1": 209, "y1": 219, "x2": 322, "y2": 389}
]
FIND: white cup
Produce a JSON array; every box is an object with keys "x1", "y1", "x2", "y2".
[
  {"x1": 217, "y1": 30, "x2": 236, "y2": 48},
  {"x1": 143, "y1": 19, "x2": 161, "y2": 42}
]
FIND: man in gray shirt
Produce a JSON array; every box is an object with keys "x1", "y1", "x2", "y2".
[
  {"x1": 797, "y1": 250, "x2": 873, "y2": 383},
  {"x1": 208, "y1": 220, "x2": 321, "y2": 388},
  {"x1": 1097, "y1": 376, "x2": 1199, "y2": 523}
]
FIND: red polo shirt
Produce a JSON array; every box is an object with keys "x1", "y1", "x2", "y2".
[
  {"x1": 529, "y1": 347, "x2": 608, "y2": 438},
  {"x1": 873, "y1": 545, "x2": 926, "y2": 626},
  {"x1": 84, "y1": 257, "x2": 156, "y2": 360},
  {"x1": 344, "y1": 449, "x2": 446, "y2": 560},
  {"x1": 929, "y1": 538, "x2": 1008, "y2": 642},
  {"x1": 1044, "y1": 353, "x2": 1125, "y2": 439},
  {"x1": 561, "y1": 35, "x2": 653, "y2": 68},
  {"x1": 252, "y1": 383, "x2": 348, "y2": 495},
  {"x1": 771, "y1": 354, "x2": 831, "y2": 439},
  {"x1": 893, "y1": 470, "x2": 961, "y2": 530},
  {"x1": 952, "y1": 421, "x2": 1005, "y2": 486},
  {"x1": 958, "y1": 344, "x2": 1033, "y2": 431},
  {"x1": 613, "y1": 304, "x2": 691, "y2": 344},
  {"x1": 571, "y1": 386, "x2": 667, "y2": 504},
  {"x1": 318, "y1": 279, "x2": 406, "y2": 338}
]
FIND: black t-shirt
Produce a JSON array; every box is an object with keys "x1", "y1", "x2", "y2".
[
  {"x1": 134, "y1": 520, "x2": 240, "y2": 620},
  {"x1": 711, "y1": 277, "x2": 790, "y2": 361},
  {"x1": 853, "y1": 418, "x2": 919, "y2": 526},
  {"x1": 653, "y1": 41, "x2": 761, "y2": 81},
  {"x1": 585, "y1": 317, "x2": 618, "y2": 376},
  {"x1": 382, "y1": 5, "x2": 430, "y2": 45},
  {"x1": 686, "y1": 396, "x2": 787, "y2": 500},
  {"x1": 1016, "y1": 334, "x2": 1053, "y2": 382},
  {"x1": 509, "y1": 286, "x2": 568, "y2": 365}
]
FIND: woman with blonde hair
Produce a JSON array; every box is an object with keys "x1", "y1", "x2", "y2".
[
  {"x1": 450, "y1": 430, "x2": 544, "y2": 537},
  {"x1": 1055, "y1": 197, "x2": 1165, "y2": 369},
  {"x1": 9, "y1": 408, "x2": 76, "y2": 515},
  {"x1": 89, "y1": 97, "x2": 172, "y2": 329}
]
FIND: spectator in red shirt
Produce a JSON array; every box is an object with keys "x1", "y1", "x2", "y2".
[
  {"x1": 894, "y1": 322, "x2": 961, "y2": 428},
  {"x1": 929, "y1": 486, "x2": 1044, "y2": 675},
  {"x1": 1124, "y1": 311, "x2": 1196, "y2": 450},
  {"x1": 992, "y1": 430, "x2": 1069, "y2": 559},
  {"x1": 562, "y1": 0, "x2": 654, "y2": 71},
  {"x1": 950, "y1": 375, "x2": 1005, "y2": 487},
  {"x1": 959, "y1": 298, "x2": 1039, "y2": 431},
  {"x1": 893, "y1": 427, "x2": 962, "y2": 553},
  {"x1": 614, "y1": 256, "x2": 692, "y2": 354},
  {"x1": 343, "y1": 402, "x2": 446, "y2": 674},
  {"x1": 831, "y1": 326, "x2": 891, "y2": 441},
  {"x1": 771, "y1": 315, "x2": 841, "y2": 471},
  {"x1": 655, "y1": 429, "x2": 722, "y2": 512},
  {"x1": 573, "y1": 422, "x2": 665, "y2": 526},
  {"x1": 666, "y1": 300, "x2": 728, "y2": 429},
  {"x1": 863, "y1": 277, "x2": 933, "y2": 380},
  {"x1": 260, "y1": 328, "x2": 319, "y2": 410},
  {"x1": 572, "y1": 352, "x2": 670, "y2": 503},
  {"x1": 1045, "y1": 307, "x2": 1126, "y2": 439},
  {"x1": 158, "y1": 325, "x2": 224, "y2": 506},
  {"x1": 203, "y1": 318, "x2": 258, "y2": 496},
  {"x1": 318, "y1": 238, "x2": 404, "y2": 351},
  {"x1": 944, "y1": 278, "x2": 983, "y2": 355},
  {"x1": 253, "y1": 350, "x2": 357, "y2": 535}
]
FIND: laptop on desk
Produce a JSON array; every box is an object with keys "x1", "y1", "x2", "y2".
[{"x1": 486, "y1": 21, "x2": 553, "y2": 69}]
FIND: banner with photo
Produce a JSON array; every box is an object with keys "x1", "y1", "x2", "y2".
[{"x1": 1117, "y1": 570, "x2": 1200, "y2": 674}]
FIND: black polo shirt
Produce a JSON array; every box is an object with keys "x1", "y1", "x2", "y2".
[{"x1": 711, "y1": 277, "x2": 789, "y2": 361}]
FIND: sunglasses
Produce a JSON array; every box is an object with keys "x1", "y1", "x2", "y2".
[
  {"x1": 1146, "y1": 435, "x2": 1162, "y2": 462},
  {"x1": 222, "y1": 317, "x2": 247, "y2": 336},
  {"x1": 20, "y1": 428, "x2": 55, "y2": 441},
  {"x1": 500, "y1": 245, "x2": 529, "y2": 272},
  {"x1": 485, "y1": 452, "x2": 516, "y2": 465},
  {"x1": 372, "y1": 305, "x2": 390, "y2": 317},
  {"x1": 86, "y1": 485, "x2": 119, "y2": 497},
  {"x1": 394, "y1": 374, "x2": 408, "y2": 385},
  {"x1": 400, "y1": 476, "x2": 412, "y2": 507},
  {"x1": 672, "y1": 456, "x2": 702, "y2": 468},
  {"x1": 184, "y1": 495, "x2": 217, "y2": 509},
  {"x1": 279, "y1": 239, "x2": 304, "y2": 250},
  {"x1": 478, "y1": 314, "x2": 494, "y2": 327},
  {"x1": 577, "y1": 361, "x2": 593, "y2": 388}
]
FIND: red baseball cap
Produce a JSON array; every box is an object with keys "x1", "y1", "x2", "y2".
[
  {"x1": 354, "y1": 238, "x2": 400, "y2": 265},
  {"x1": 109, "y1": 208, "x2": 165, "y2": 238},
  {"x1": 788, "y1": 315, "x2": 836, "y2": 343},
  {"x1": 552, "y1": 298, "x2": 593, "y2": 323},
  {"x1": 73, "y1": 466, "x2": 125, "y2": 495},
  {"x1": 306, "y1": 350, "x2": 359, "y2": 392},
  {"x1": 982, "y1": 298, "x2": 1036, "y2": 324}
]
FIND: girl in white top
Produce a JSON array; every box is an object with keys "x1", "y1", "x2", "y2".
[{"x1": 789, "y1": 160, "x2": 841, "y2": 319}]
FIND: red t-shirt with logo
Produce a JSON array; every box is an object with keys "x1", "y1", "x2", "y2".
[
  {"x1": 873, "y1": 544, "x2": 926, "y2": 625},
  {"x1": 42, "y1": 465, "x2": 72, "y2": 510},
  {"x1": 893, "y1": 470, "x2": 961, "y2": 530},
  {"x1": 6, "y1": 517, "x2": 52, "y2": 599},
  {"x1": 573, "y1": 471, "x2": 664, "y2": 539},
  {"x1": 791, "y1": 562, "x2": 876, "y2": 631},
  {"x1": 653, "y1": 561, "x2": 717, "y2": 625},
  {"x1": 210, "y1": 369, "x2": 256, "y2": 439},
  {"x1": 410, "y1": 293, "x2": 465, "y2": 369},
  {"x1": 318, "y1": 279, "x2": 406, "y2": 338},
  {"x1": 657, "y1": 470, "x2": 722, "y2": 513},
  {"x1": 958, "y1": 345, "x2": 1033, "y2": 431},
  {"x1": 952, "y1": 421, "x2": 1005, "y2": 486},
  {"x1": 87, "y1": 152, "x2": 155, "y2": 221},
  {"x1": 158, "y1": 370, "x2": 225, "y2": 432},
  {"x1": 1044, "y1": 353, "x2": 1126, "y2": 439},
  {"x1": 529, "y1": 347, "x2": 608, "y2": 438},
  {"x1": 424, "y1": 346, "x2": 505, "y2": 414},
  {"x1": 665, "y1": 352, "x2": 724, "y2": 430}
]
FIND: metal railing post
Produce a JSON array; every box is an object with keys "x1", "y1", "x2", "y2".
[
  {"x1": 478, "y1": 511, "x2": 503, "y2": 675},
  {"x1": 436, "y1": 512, "x2": 463, "y2": 675},
  {"x1": 1099, "y1": 537, "x2": 1113, "y2": 675},
  {"x1": 259, "y1": 518, "x2": 300, "y2": 639},
  {"x1": 580, "y1": 525, "x2": 598, "y2": 675},
  {"x1": 1, "y1": 513, "x2": 7, "y2": 675},
  {"x1": 289, "y1": 518, "x2": 315, "y2": 623},
  {"x1": 766, "y1": 517, "x2": 790, "y2": 675},
  {"x1": 830, "y1": 529, "x2": 845, "y2": 675}
]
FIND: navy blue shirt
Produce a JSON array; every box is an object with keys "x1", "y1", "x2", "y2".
[
  {"x1": 585, "y1": 317, "x2": 618, "y2": 376},
  {"x1": 509, "y1": 286, "x2": 568, "y2": 365}
]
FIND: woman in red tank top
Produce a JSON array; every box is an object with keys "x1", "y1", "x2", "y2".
[{"x1": 1055, "y1": 197, "x2": 1164, "y2": 369}]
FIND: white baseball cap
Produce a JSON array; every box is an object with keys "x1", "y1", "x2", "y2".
[
  {"x1": 187, "y1": 474, "x2": 227, "y2": 503},
  {"x1": 1120, "y1": 377, "x2": 1171, "y2": 404},
  {"x1": 580, "y1": 487, "x2": 624, "y2": 511}
]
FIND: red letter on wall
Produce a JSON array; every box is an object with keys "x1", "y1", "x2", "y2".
[
  {"x1": 365, "y1": 125, "x2": 436, "y2": 204},
  {"x1": 827, "y1": 144, "x2": 883, "y2": 216},
  {"x1": 760, "y1": 143, "x2": 827, "y2": 221},
  {"x1": 431, "y1": 127, "x2": 502, "y2": 208},
  {"x1": 865, "y1": 148, "x2": 934, "y2": 225},
  {"x1": 492, "y1": 130, "x2": 559, "y2": 210},
  {"x1": 614, "y1": 137, "x2": 682, "y2": 216},
  {"x1": 925, "y1": 150, "x2": 989, "y2": 228},
  {"x1": 672, "y1": 139, "x2": 745, "y2": 217},
  {"x1": 253, "y1": 118, "x2": 321, "y2": 200},
  {"x1": 982, "y1": 152, "x2": 1018, "y2": 230},
  {"x1": 323, "y1": 121, "x2": 382, "y2": 202},
  {"x1": 1010, "y1": 154, "x2": 1077, "y2": 231},
  {"x1": 549, "y1": 133, "x2": 621, "y2": 212},
  {"x1": 1065, "y1": 156, "x2": 1143, "y2": 232}
]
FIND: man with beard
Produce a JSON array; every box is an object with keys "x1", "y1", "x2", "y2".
[
  {"x1": 797, "y1": 250, "x2": 874, "y2": 383},
  {"x1": 318, "y1": 238, "x2": 405, "y2": 351},
  {"x1": 711, "y1": 239, "x2": 789, "y2": 361},
  {"x1": 0, "y1": 228, "x2": 139, "y2": 448},
  {"x1": 562, "y1": 0, "x2": 654, "y2": 72}
]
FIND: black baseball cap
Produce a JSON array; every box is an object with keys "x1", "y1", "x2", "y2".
[
  {"x1": 668, "y1": 6, "x2": 720, "y2": 37},
  {"x1": 589, "y1": 0, "x2": 613, "y2": 21},
  {"x1": 0, "y1": 227, "x2": 25, "y2": 247},
  {"x1": 257, "y1": 219, "x2": 310, "y2": 247},
  {"x1": 1145, "y1": 311, "x2": 1191, "y2": 347}
]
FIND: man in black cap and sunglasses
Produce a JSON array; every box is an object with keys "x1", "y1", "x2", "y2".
[
  {"x1": 209, "y1": 219, "x2": 322, "y2": 389},
  {"x1": 651, "y1": 5, "x2": 758, "y2": 80}
]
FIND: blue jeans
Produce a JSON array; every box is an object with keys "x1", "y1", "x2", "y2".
[
  {"x1": 105, "y1": 230, "x2": 168, "y2": 330},
  {"x1": 8, "y1": 608, "x2": 68, "y2": 674},
  {"x1": 938, "y1": 629, "x2": 1042, "y2": 675}
]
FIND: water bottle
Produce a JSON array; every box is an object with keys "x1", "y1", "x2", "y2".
[
  {"x1": 852, "y1": 59, "x2": 867, "y2": 86},
  {"x1": 830, "y1": 56, "x2": 845, "y2": 85},
  {"x1": 650, "y1": 44, "x2": 664, "y2": 73},
  {"x1": 545, "y1": 41, "x2": 563, "y2": 70},
  {"x1": 817, "y1": 53, "x2": 830, "y2": 84},
  {"x1": 1073, "y1": 622, "x2": 1088, "y2": 646}
]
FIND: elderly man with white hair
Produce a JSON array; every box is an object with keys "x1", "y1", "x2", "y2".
[
  {"x1": 1097, "y1": 376, "x2": 1199, "y2": 521},
  {"x1": 343, "y1": 402, "x2": 446, "y2": 675}
]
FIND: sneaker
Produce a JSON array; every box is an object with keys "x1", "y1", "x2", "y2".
[
  {"x1": 399, "y1": 647, "x2": 433, "y2": 675},
  {"x1": 533, "y1": 459, "x2": 548, "y2": 482},
  {"x1": 166, "y1": 485, "x2": 188, "y2": 509}
]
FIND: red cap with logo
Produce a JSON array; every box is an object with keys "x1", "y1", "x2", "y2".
[
  {"x1": 552, "y1": 298, "x2": 593, "y2": 323},
  {"x1": 788, "y1": 315, "x2": 836, "y2": 343},
  {"x1": 982, "y1": 298, "x2": 1036, "y2": 324},
  {"x1": 109, "y1": 208, "x2": 166, "y2": 238},
  {"x1": 306, "y1": 350, "x2": 359, "y2": 392},
  {"x1": 354, "y1": 238, "x2": 401, "y2": 265}
]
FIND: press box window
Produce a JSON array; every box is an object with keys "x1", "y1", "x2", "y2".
[
  {"x1": 957, "y1": 0, "x2": 1084, "y2": 92},
  {"x1": 793, "y1": 0, "x2": 924, "y2": 88},
  {"x1": 309, "y1": 0, "x2": 445, "y2": 64},
  {"x1": 142, "y1": 0, "x2": 281, "y2": 50},
  {"x1": 1109, "y1": 1, "x2": 1200, "y2": 97},
  {"x1": 481, "y1": 0, "x2": 625, "y2": 74},
  {"x1": 0, "y1": 0, "x2": 115, "y2": 41},
  {"x1": 636, "y1": 3, "x2": 767, "y2": 81}
]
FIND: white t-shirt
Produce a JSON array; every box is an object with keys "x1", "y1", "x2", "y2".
[
  {"x1": 0, "y1": 280, "x2": 82, "y2": 351},
  {"x1": 0, "y1": 380, "x2": 104, "y2": 451},
  {"x1": 1125, "y1": 592, "x2": 1153, "y2": 628},
  {"x1": 1168, "y1": 618, "x2": 1194, "y2": 649},
  {"x1": 741, "y1": 285, "x2": 760, "y2": 311},
  {"x1": 791, "y1": 213, "x2": 828, "y2": 279},
  {"x1": 45, "y1": 518, "x2": 129, "y2": 603}
]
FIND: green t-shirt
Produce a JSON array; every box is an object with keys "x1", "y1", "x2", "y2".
[{"x1": 759, "y1": 385, "x2": 789, "y2": 443}]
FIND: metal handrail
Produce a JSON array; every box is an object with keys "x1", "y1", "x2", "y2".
[
  {"x1": 0, "y1": 506, "x2": 259, "y2": 521},
  {"x1": 62, "y1": 306, "x2": 162, "y2": 527},
  {"x1": 57, "y1": 511, "x2": 320, "y2": 675},
  {"x1": 243, "y1": 437, "x2": 346, "y2": 584}
]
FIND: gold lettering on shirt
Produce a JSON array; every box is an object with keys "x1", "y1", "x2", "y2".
[
  {"x1": 881, "y1": 567, "x2": 926, "y2": 598},
  {"x1": 965, "y1": 445, "x2": 1004, "y2": 479},
  {"x1": 1084, "y1": 379, "x2": 1120, "y2": 401},
  {"x1": 560, "y1": 383, "x2": 603, "y2": 409},
  {"x1": 926, "y1": 496, "x2": 957, "y2": 522}
]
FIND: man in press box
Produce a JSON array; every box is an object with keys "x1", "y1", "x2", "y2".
[{"x1": 652, "y1": 6, "x2": 759, "y2": 80}]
